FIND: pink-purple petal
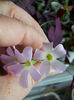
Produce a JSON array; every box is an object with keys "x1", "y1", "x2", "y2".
[
  {"x1": 0, "y1": 55, "x2": 14, "y2": 64},
  {"x1": 30, "y1": 66, "x2": 41, "y2": 81},
  {"x1": 40, "y1": 61, "x2": 50, "y2": 76},
  {"x1": 43, "y1": 42, "x2": 53, "y2": 53},
  {"x1": 7, "y1": 63, "x2": 23, "y2": 76},
  {"x1": 7, "y1": 47, "x2": 14, "y2": 56},
  {"x1": 14, "y1": 48, "x2": 25, "y2": 63},
  {"x1": 33, "y1": 49, "x2": 45, "y2": 60},
  {"x1": 53, "y1": 44, "x2": 66, "y2": 58},
  {"x1": 23, "y1": 46, "x2": 32, "y2": 62},
  {"x1": 51, "y1": 60, "x2": 66, "y2": 73},
  {"x1": 3, "y1": 62, "x2": 15, "y2": 72},
  {"x1": 19, "y1": 70, "x2": 29, "y2": 88}
]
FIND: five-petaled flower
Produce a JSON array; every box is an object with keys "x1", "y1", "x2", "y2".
[
  {"x1": 1, "y1": 47, "x2": 41, "y2": 88},
  {"x1": 33, "y1": 42, "x2": 66, "y2": 76},
  {"x1": 0, "y1": 42, "x2": 66, "y2": 88}
]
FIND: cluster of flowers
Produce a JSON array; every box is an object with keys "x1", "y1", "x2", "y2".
[{"x1": 0, "y1": 42, "x2": 66, "y2": 88}]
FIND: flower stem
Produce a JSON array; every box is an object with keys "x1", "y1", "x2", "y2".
[
  {"x1": 31, "y1": 60, "x2": 42, "y2": 65},
  {"x1": 41, "y1": 20, "x2": 53, "y2": 27}
]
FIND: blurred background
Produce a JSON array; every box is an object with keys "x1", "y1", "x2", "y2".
[
  {"x1": 10, "y1": 0, "x2": 74, "y2": 100},
  {"x1": 11, "y1": 0, "x2": 74, "y2": 66}
]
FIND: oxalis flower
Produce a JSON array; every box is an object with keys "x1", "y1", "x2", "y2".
[
  {"x1": 33, "y1": 43, "x2": 66, "y2": 76},
  {"x1": 0, "y1": 47, "x2": 41, "y2": 88}
]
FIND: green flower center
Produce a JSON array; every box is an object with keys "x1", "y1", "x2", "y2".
[
  {"x1": 15, "y1": 58, "x2": 18, "y2": 63},
  {"x1": 46, "y1": 53, "x2": 53, "y2": 61},
  {"x1": 26, "y1": 60, "x2": 31, "y2": 67}
]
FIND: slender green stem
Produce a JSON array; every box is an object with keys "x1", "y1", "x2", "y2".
[
  {"x1": 31, "y1": 59, "x2": 42, "y2": 65},
  {"x1": 41, "y1": 20, "x2": 53, "y2": 27}
]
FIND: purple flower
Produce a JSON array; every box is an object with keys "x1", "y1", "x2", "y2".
[
  {"x1": 48, "y1": 18, "x2": 62, "y2": 47},
  {"x1": 33, "y1": 42, "x2": 66, "y2": 76},
  {"x1": 1, "y1": 47, "x2": 41, "y2": 88}
]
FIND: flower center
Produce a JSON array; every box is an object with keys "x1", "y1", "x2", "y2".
[
  {"x1": 15, "y1": 58, "x2": 18, "y2": 63},
  {"x1": 46, "y1": 53, "x2": 53, "y2": 61},
  {"x1": 26, "y1": 60, "x2": 31, "y2": 67}
]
